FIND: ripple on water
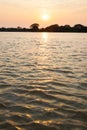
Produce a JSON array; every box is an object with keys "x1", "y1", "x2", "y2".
[{"x1": 0, "y1": 33, "x2": 87, "y2": 130}]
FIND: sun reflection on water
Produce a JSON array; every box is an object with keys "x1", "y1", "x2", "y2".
[{"x1": 42, "y1": 33, "x2": 48, "y2": 43}]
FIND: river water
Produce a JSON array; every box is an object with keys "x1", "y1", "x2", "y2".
[{"x1": 0, "y1": 32, "x2": 87, "y2": 130}]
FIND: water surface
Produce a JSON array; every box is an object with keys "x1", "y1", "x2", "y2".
[{"x1": 0, "y1": 32, "x2": 87, "y2": 130}]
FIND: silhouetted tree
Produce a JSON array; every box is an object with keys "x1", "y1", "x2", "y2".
[
  {"x1": 30, "y1": 23, "x2": 39, "y2": 31},
  {"x1": 73, "y1": 24, "x2": 85, "y2": 32},
  {"x1": 0, "y1": 27, "x2": 6, "y2": 31},
  {"x1": 60, "y1": 25, "x2": 72, "y2": 32},
  {"x1": 45, "y1": 24, "x2": 59, "y2": 32},
  {"x1": 74, "y1": 24, "x2": 84, "y2": 29},
  {"x1": 17, "y1": 26, "x2": 22, "y2": 29}
]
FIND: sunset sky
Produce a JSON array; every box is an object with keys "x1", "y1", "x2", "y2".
[{"x1": 0, "y1": 0, "x2": 87, "y2": 27}]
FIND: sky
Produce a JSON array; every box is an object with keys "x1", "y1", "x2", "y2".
[{"x1": 0, "y1": 0, "x2": 87, "y2": 27}]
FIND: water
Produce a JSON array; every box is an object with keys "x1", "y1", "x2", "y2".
[{"x1": 0, "y1": 32, "x2": 87, "y2": 130}]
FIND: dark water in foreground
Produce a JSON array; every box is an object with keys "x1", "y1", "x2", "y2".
[{"x1": 0, "y1": 32, "x2": 87, "y2": 130}]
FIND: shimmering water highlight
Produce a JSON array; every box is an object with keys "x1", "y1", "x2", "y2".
[{"x1": 0, "y1": 32, "x2": 87, "y2": 130}]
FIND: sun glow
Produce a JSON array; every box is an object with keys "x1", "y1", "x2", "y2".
[{"x1": 42, "y1": 14, "x2": 49, "y2": 21}]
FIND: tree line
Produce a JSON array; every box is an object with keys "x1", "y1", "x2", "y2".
[{"x1": 0, "y1": 23, "x2": 87, "y2": 32}]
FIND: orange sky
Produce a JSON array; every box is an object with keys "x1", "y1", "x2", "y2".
[{"x1": 0, "y1": 0, "x2": 87, "y2": 27}]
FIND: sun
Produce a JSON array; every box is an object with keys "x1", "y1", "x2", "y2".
[{"x1": 42, "y1": 14, "x2": 49, "y2": 21}]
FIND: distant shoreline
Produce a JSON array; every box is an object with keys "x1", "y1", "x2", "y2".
[
  {"x1": 0, "y1": 24, "x2": 87, "y2": 32},
  {"x1": 0, "y1": 31, "x2": 87, "y2": 33}
]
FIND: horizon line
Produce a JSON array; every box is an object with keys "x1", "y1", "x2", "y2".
[{"x1": 0, "y1": 23, "x2": 87, "y2": 28}]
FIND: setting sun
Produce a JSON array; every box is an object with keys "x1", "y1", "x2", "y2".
[{"x1": 42, "y1": 14, "x2": 49, "y2": 21}]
